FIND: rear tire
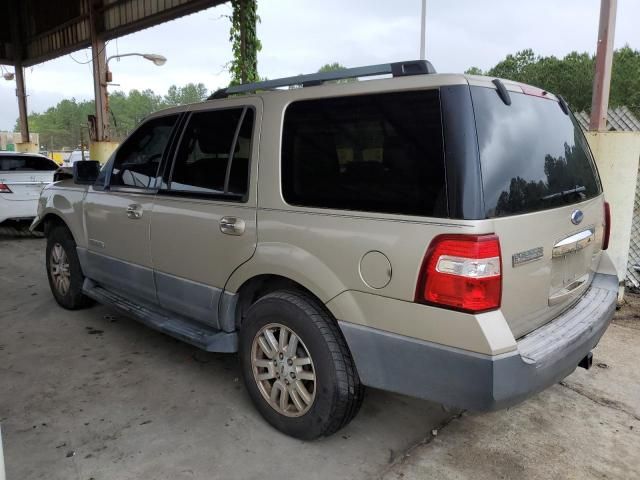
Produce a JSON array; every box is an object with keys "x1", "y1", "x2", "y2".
[
  {"x1": 46, "y1": 225, "x2": 92, "y2": 309},
  {"x1": 239, "y1": 290, "x2": 364, "y2": 440}
]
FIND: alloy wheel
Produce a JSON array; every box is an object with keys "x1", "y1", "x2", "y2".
[
  {"x1": 49, "y1": 242, "x2": 71, "y2": 296},
  {"x1": 251, "y1": 323, "x2": 316, "y2": 417}
]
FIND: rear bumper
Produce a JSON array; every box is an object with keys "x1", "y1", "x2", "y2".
[
  {"x1": 339, "y1": 272, "x2": 618, "y2": 411},
  {"x1": 0, "y1": 198, "x2": 38, "y2": 224}
]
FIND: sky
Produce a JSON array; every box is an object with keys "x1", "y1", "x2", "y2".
[{"x1": 0, "y1": 0, "x2": 638, "y2": 131}]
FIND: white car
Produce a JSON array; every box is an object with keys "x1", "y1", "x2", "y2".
[
  {"x1": 0, "y1": 152, "x2": 58, "y2": 226},
  {"x1": 63, "y1": 150, "x2": 87, "y2": 167}
]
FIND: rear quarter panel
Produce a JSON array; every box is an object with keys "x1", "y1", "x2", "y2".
[
  {"x1": 224, "y1": 80, "x2": 519, "y2": 354},
  {"x1": 35, "y1": 181, "x2": 88, "y2": 247}
]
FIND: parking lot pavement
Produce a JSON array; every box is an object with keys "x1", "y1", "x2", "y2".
[
  {"x1": 384, "y1": 304, "x2": 640, "y2": 480},
  {"x1": 3, "y1": 237, "x2": 639, "y2": 480},
  {"x1": 0, "y1": 237, "x2": 452, "y2": 480}
]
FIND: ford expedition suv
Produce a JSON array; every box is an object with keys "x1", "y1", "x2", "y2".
[{"x1": 32, "y1": 60, "x2": 617, "y2": 440}]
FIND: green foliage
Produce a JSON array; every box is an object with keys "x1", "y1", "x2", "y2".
[
  {"x1": 26, "y1": 98, "x2": 94, "y2": 151},
  {"x1": 16, "y1": 83, "x2": 210, "y2": 149},
  {"x1": 610, "y1": 46, "x2": 640, "y2": 118},
  {"x1": 474, "y1": 46, "x2": 640, "y2": 118},
  {"x1": 464, "y1": 66, "x2": 483, "y2": 75},
  {"x1": 228, "y1": 0, "x2": 262, "y2": 86},
  {"x1": 163, "y1": 83, "x2": 209, "y2": 106},
  {"x1": 317, "y1": 62, "x2": 356, "y2": 84},
  {"x1": 318, "y1": 63, "x2": 347, "y2": 73}
]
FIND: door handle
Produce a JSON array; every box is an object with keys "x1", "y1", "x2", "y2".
[
  {"x1": 126, "y1": 203, "x2": 143, "y2": 219},
  {"x1": 220, "y1": 216, "x2": 245, "y2": 235}
]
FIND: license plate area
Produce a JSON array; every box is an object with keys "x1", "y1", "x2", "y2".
[{"x1": 549, "y1": 227, "x2": 595, "y2": 305}]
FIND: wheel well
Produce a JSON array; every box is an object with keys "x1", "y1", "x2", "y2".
[
  {"x1": 39, "y1": 213, "x2": 70, "y2": 238},
  {"x1": 234, "y1": 275, "x2": 322, "y2": 328}
]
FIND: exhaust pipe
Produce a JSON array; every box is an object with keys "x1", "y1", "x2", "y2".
[{"x1": 578, "y1": 352, "x2": 593, "y2": 370}]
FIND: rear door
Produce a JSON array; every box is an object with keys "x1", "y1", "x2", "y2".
[
  {"x1": 83, "y1": 114, "x2": 180, "y2": 303},
  {"x1": 149, "y1": 101, "x2": 260, "y2": 330},
  {"x1": 469, "y1": 84, "x2": 605, "y2": 338},
  {"x1": 0, "y1": 155, "x2": 57, "y2": 202}
]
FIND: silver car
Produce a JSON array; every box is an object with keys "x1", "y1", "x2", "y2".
[{"x1": 32, "y1": 60, "x2": 617, "y2": 439}]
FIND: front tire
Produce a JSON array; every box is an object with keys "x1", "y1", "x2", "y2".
[
  {"x1": 46, "y1": 225, "x2": 92, "y2": 309},
  {"x1": 239, "y1": 290, "x2": 364, "y2": 440}
]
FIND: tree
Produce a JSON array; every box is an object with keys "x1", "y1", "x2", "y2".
[
  {"x1": 610, "y1": 46, "x2": 640, "y2": 117},
  {"x1": 16, "y1": 83, "x2": 212, "y2": 149},
  {"x1": 474, "y1": 46, "x2": 640, "y2": 118},
  {"x1": 163, "y1": 83, "x2": 209, "y2": 106},
  {"x1": 228, "y1": 0, "x2": 261, "y2": 85},
  {"x1": 464, "y1": 66, "x2": 483, "y2": 75},
  {"x1": 318, "y1": 62, "x2": 347, "y2": 73},
  {"x1": 317, "y1": 62, "x2": 356, "y2": 83}
]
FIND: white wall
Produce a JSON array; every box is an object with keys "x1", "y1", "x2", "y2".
[{"x1": 586, "y1": 131, "x2": 640, "y2": 291}]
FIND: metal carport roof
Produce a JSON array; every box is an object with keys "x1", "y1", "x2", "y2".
[{"x1": 0, "y1": 0, "x2": 226, "y2": 67}]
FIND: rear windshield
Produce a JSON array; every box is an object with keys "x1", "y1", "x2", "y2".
[
  {"x1": 281, "y1": 90, "x2": 447, "y2": 217},
  {"x1": 471, "y1": 86, "x2": 601, "y2": 218},
  {"x1": 0, "y1": 155, "x2": 58, "y2": 172}
]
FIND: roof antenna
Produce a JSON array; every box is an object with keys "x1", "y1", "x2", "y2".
[{"x1": 492, "y1": 79, "x2": 511, "y2": 106}]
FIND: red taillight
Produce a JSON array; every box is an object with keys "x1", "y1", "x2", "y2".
[
  {"x1": 0, "y1": 182, "x2": 12, "y2": 193},
  {"x1": 602, "y1": 201, "x2": 611, "y2": 250},
  {"x1": 415, "y1": 234, "x2": 502, "y2": 313}
]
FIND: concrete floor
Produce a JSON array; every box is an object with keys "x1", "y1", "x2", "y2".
[{"x1": 1, "y1": 236, "x2": 639, "y2": 479}]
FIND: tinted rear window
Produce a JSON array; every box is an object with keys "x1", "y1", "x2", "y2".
[
  {"x1": 281, "y1": 90, "x2": 447, "y2": 217},
  {"x1": 0, "y1": 155, "x2": 58, "y2": 172},
  {"x1": 472, "y1": 86, "x2": 601, "y2": 218}
]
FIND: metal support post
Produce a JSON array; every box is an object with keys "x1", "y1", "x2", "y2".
[{"x1": 589, "y1": 0, "x2": 617, "y2": 131}]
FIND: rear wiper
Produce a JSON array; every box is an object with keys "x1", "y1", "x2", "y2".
[{"x1": 541, "y1": 185, "x2": 586, "y2": 201}]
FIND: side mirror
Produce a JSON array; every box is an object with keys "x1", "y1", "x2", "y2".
[{"x1": 73, "y1": 160, "x2": 100, "y2": 185}]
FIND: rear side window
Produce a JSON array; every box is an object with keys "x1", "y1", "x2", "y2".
[
  {"x1": 281, "y1": 90, "x2": 447, "y2": 217},
  {"x1": 169, "y1": 107, "x2": 254, "y2": 198},
  {"x1": 110, "y1": 114, "x2": 178, "y2": 189},
  {"x1": 471, "y1": 86, "x2": 602, "y2": 217},
  {"x1": 0, "y1": 155, "x2": 58, "y2": 171}
]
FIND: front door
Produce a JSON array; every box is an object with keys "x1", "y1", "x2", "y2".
[
  {"x1": 83, "y1": 114, "x2": 180, "y2": 303},
  {"x1": 149, "y1": 101, "x2": 261, "y2": 329}
]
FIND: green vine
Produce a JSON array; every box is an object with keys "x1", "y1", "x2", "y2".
[{"x1": 229, "y1": 0, "x2": 262, "y2": 86}]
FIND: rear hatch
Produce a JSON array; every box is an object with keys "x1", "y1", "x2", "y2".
[
  {"x1": 470, "y1": 83, "x2": 605, "y2": 338},
  {"x1": 0, "y1": 155, "x2": 57, "y2": 201}
]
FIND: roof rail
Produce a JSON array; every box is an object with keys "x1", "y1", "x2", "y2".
[{"x1": 208, "y1": 60, "x2": 436, "y2": 100}]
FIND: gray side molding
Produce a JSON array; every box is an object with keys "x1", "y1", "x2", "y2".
[{"x1": 218, "y1": 291, "x2": 239, "y2": 333}]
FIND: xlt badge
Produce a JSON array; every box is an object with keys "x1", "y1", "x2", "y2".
[{"x1": 512, "y1": 247, "x2": 544, "y2": 267}]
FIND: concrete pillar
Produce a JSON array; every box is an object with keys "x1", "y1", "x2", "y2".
[
  {"x1": 89, "y1": 141, "x2": 119, "y2": 164},
  {"x1": 15, "y1": 142, "x2": 39, "y2": 153},
  {"x1": 586, "y1": 131, "x2": 640, "y2": 297},
  {"x1": 419, "y1": 0, "x2": 426, "y2": 60},
  {"x1": 88, "y1": 0, "x2": 117, "y2": 163},
  {"x1": 90, "y1": 37, "x2": 109, "y2": 142},
  {"x1": 89, "y1": 0, "x2": 109, "y2": 142},
  {"x1": 589, "y1": 0, "x2": 617, "y2": 131},
  {"x1": 14, "y1": 64, "x2": 29, "y2": 142}
]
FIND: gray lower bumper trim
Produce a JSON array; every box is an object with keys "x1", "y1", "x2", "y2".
[{"x1": 339, "y1": 272, "x2": 618, "y2": 411}]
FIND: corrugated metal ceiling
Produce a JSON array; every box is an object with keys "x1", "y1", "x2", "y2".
[{"x1": 0, "y1": 0, "x2": 226, "y2": 67}]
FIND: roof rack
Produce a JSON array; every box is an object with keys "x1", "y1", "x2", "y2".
[{"x1": 208, "y1": 60, "x2": 436, "y2": 100}]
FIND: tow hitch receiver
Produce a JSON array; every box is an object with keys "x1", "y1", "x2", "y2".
[{"x1": 578, "y1": 352, "x2": 593, "y2": 370}]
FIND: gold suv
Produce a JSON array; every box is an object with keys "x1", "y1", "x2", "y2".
[{"x1": 32, "y1": 61, "x2": 617, "y2": 439}]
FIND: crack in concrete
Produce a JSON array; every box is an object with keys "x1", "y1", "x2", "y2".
[
  {"x1": 376, "y1": 410, "x2": 465, "y2": 479},
  {"x1": 559, "y1": 381, "x2": 640, "y2": 422}
]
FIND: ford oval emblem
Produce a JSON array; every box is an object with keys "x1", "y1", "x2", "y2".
[{"x1": 571, "y1": 209, "x2": 584, "y2": 225}]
